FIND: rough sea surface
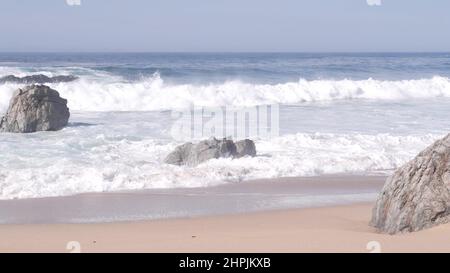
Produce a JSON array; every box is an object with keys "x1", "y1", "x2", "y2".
[{"x1": 0, "y1": 52, "x2": 449, "y2": 200}]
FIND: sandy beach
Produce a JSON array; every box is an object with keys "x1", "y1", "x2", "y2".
[
  {"x1": 0, "y1": 176, "x2": 449, "y2": 253},
  {"x1": 2, "y1": 202, "x2": 450, "y2": 253}
]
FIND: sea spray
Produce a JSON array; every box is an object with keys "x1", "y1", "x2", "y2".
[{"x1": 1, "y1": 74, "x2": 450, "y2": 112}]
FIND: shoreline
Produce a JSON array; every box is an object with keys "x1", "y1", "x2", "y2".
[
  {"x1": 0, "y1": 175, "x2": 385, "y2": 224},
  {"x1": 2, "y1": 202, "x2": 450, "y2": 253},
  {"x1": 5, "y1": 175, "x2": 450, "y2": 253}
]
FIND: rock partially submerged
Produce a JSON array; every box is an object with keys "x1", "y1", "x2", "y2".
[
  {"x1": 235, "y1": 139, "x2": 257, "y2": 158},
  {"x1": 0, "y1": 85, "x2": 70, "y2": 133},
  {"x1": 0, "y1": 74, "x2": 78, "y2": 84},
  {"x1": 165, "y1": 138, "x2": 257, "y2": 166},
  {"x1": 371, "y1": 134, "x2": 450, "y2": 234}
]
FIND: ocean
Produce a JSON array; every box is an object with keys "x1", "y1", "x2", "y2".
[{"x1": 0, "y1": 52, "x2": 449, "y2": 200}]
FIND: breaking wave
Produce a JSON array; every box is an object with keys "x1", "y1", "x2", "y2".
[{"x1": 1, "y1": 72, "x2": 450, "y2": 112}]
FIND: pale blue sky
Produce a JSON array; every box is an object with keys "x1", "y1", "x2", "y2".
[{"x1": 0, "y1": 0, "x2": 449, "y2": 52}]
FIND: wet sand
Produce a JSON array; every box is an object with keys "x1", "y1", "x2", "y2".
[
  {"x1": 2, "y1": 202, "x2": 450, "y2": 253},
  {"x1": 6, "y1": 175, "x2": 446, "y2": 253},
  {"x1": 0, "y1": 176, "x2": 385, "y2": 224}
]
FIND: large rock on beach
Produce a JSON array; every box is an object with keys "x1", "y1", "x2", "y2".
[
  {"x1": 0, "y1": 74, "x2": 78, "y2": 84},
  {"x1": 165, "y1": 138, "x2": 257, "y2": 166},
  {"x1": 371, "y1": 134, "x2": 450, "y2": 234},
  {"x1": 0, "y1": 85, "x2": 70, "y2": 133}
]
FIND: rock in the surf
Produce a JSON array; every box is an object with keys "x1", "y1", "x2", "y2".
[
  {"x1": 0, "y1": 74, "x2": 78, "y2": 84},
  {"x1": 371, "y1": 134, "x2": 450, "y2": 234},
  {"x1": 165, "y1": 138, "x2": 256, "y2": 166},
  {"x1": 164, "y1": 142, "x2": 195, "y2": 166},
  {"x1": 235, "y1": 139, "x2": 257, "y2": 158},
  {"x1": 0, "y1": 85, "x2": 70, "y2": 133}
]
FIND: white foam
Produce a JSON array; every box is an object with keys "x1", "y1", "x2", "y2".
[
  {"x1": 0, "y1": 68, "x2": 448, "y2": 200},
  {"x1": 0, "y1": 132, "x2": 441, "y2": 200},
  {"x1": 1, "y1": 72, "x2": 450, "y2": 112}
]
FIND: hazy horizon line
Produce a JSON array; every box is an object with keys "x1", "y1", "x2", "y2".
[{"x1": 1, "y1": 51, "x2": 449, "y2": 54}]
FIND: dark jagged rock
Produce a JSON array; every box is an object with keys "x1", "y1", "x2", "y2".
[
  {"x1": 165, "y1": 138, "x2": 257, "y2": 166},
  {"x1": 371, "y1": 134, "x2": 450, "y2": 234},
  {"x1": 235, "y1": 139, "x2": 257, "y2": 158},
  {"x1": 0, "y1": 74, "x2": 78, "y2": 84},
  {"x1": 0, "y1": 85, "x2": 70, "y2": 133}
]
